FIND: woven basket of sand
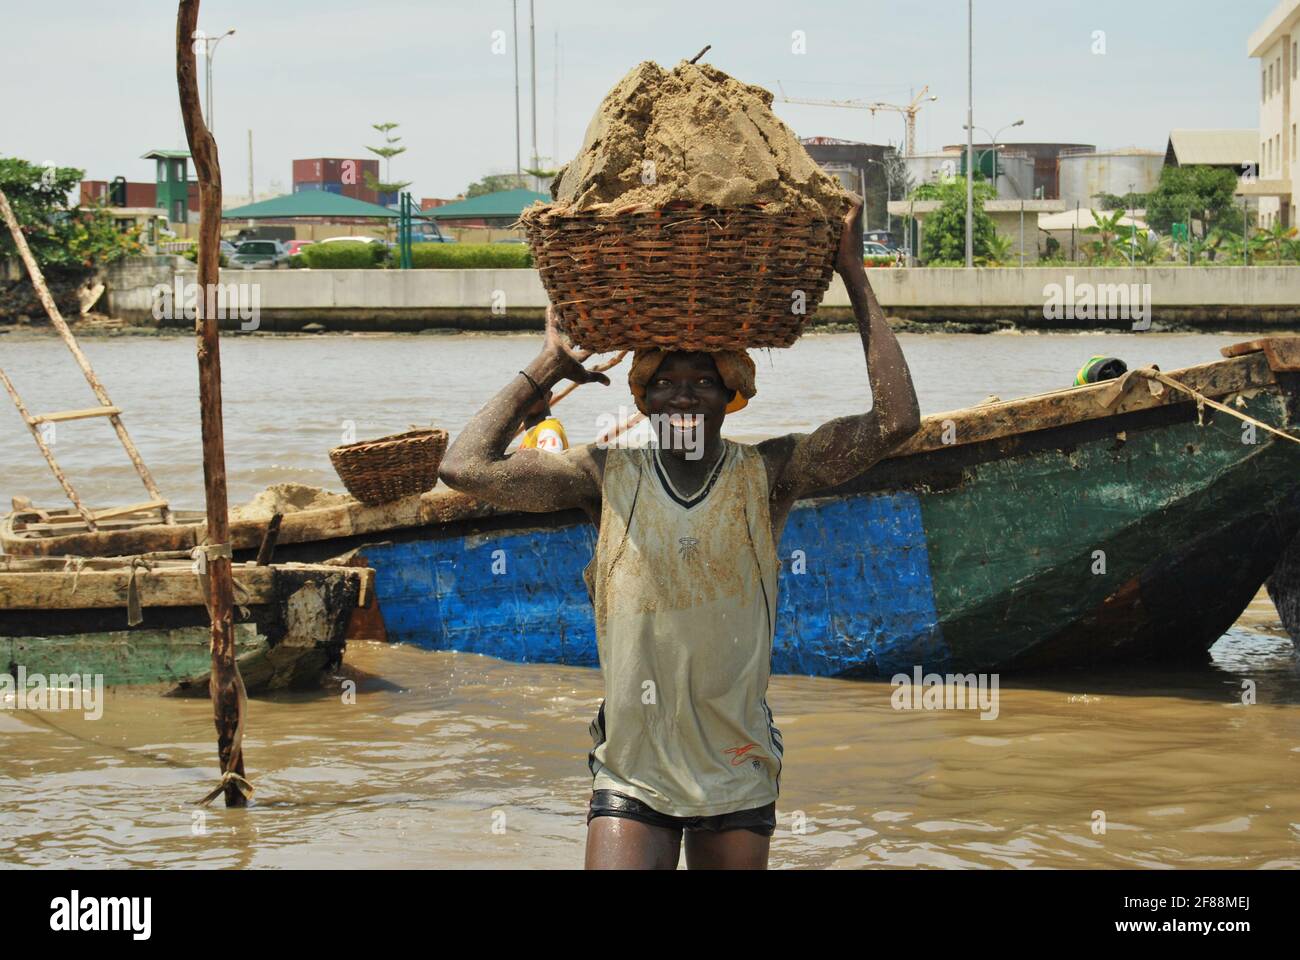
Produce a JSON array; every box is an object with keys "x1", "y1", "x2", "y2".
[{"x1": 520, "y1": 61, "x2": 851, "y2": 353}]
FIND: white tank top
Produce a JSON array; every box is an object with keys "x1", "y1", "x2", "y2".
[{"x1": 582, "y1": 438, "x2": 784, "y2": 816}]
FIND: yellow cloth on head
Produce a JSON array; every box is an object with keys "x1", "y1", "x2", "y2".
[{"x1": 627, "y1": 349, "x2": 756, "y2": 416}]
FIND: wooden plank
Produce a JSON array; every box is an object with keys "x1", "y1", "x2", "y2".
[
  {"x1": 0, "y1": 562, "x2": 368, "y2": 610},
  {"x1": 1220, "y1": 338, "x2": 1272, "y2": 358},
  {"x1": 16, "y1": 516, "x2": 177, "y2": 534},
  {"x1": 1263, "y1": 338, "x2": 1300, "y2": 373},
  {"x1": 90, "y1": 500, "x2": 169, "y2": 522},
  {"x1": 29, "y1": 406, "x2": 122, "y2": 424},
  {"x1": 1220, "y1": 337, "x2": 1300, "y2": 372}
]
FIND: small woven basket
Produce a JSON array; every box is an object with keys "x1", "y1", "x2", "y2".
[
  {"x1": 328, "y1": 428, "x2": 448, "y2": 506},
  {"x1": 520, "y1": 202, "x2": 840, "y2": 352}
]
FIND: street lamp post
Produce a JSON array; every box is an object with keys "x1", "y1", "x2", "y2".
[
  {"x1": 963, "y1": 119, "x2": 1024, "y2": 196},
  {"x1": 865, "y1": 157, "x2": 892, "y2": 239},
  {"x1": 192, "y1": 28, "x2": 235, "y2": 132},
  {"x1": 965, "y1": 0, "x2": 973, "y2": 268},
  {"x1": 1128, "y1": 182, "x2": 1137, "y2": 263}
]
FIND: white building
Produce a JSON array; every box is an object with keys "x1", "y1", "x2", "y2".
[{"x1": 1248, "y1": 0, "x2": 1300, "y2": 227}]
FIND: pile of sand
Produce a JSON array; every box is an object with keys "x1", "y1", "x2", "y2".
[
  {"x1": 231, "y1": 482, "x2": 354, "y2": 520},
  {"x1": 548, "y1": 60, "x2": 851, "y2": 220}
]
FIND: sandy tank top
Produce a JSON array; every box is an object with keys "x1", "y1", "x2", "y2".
[{"x1": 582, "y1": 438, "x2": 784, "y2": 817}]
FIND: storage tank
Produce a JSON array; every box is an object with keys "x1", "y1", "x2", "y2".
[
  {"x1": 906, "y1": 152, "x2": 963, "y2": 187},
  {"x1": 993, "y1": 153, "x2": 1036, "y2": 199},
  {"x1": 1057, "y1": 149, "x2": 1164, "y2": 207}
]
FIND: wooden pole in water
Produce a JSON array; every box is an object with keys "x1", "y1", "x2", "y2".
[{"x1": 176, "y1": 0, "x2": 248, "y2": 808}]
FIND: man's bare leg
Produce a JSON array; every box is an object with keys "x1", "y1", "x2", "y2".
[
  {"x1": 683, "y1": 829, "x2": 770, "y2": 870},
  {"x1": 585, "y1": 816, "x2": 682, "y2": 869}
]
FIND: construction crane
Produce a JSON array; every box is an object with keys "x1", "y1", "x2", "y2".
[{"x1": 776, "y1": 84, "x2": 938, "y2": 156}]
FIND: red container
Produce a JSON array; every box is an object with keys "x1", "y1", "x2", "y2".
[
  {"x1": 80, "y1": 181, "x2": 107, "y2": 204},
  {"x1": 125, "y1": 182, "x2": 156, "y2": 207},
  {"x1": 293, "y1": 158, "x2": 343, "y2": 184},
  {"x1": 341, "y1": 182, "x2": 378, "y2": 204},
  {"x1": 293, "y1": 158, "x2": 325, "y2": 183}
]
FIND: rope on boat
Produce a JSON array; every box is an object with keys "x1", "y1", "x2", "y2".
[
  {"x1": 61, "y1": 555, "x2": 87, "y2": 594},
  {"x1": 196, "y1": 666, "x2": 253, "y2": 807},
  {"x1": 1133, "y1": 367, "x2": 1300, "y2": 446},
  {"x1": 196, "y1": 770, "x2": 254, "y2": 807},
  {"x1": 189, "y1": 541, "x2": 250, "y2": 619},
  {"x1": 126, "y1": 556, "x2": 156, "y2": 626},
  {"x1": 187, "y1": 539, "x2": 255, "y2": 806}
]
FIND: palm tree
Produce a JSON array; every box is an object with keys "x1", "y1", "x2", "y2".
[
  {"x1": 1215, "y1": 231, "x2": 1251, "y2": 265},
  {"x1": 1082, "y1": 208, "x2": 1128, "y2": 264},
  {"x1": 977, "y1": 232, "x2": 1015, "y2": 267},
  {"x1": 1127, "y1": 229, "x2": 1170, "y2": 265},
  {"x1": 1252, "y1": 221, "x2": 1298, "y2": 263}
]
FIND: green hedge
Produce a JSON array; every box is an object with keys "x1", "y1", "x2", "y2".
[
  {"x1": 408, "y1": 243, "x2": 532, "y2": 269},
  {"x1": 298, "y1": 240, "x2": 533, "y2": 269},
  {"x1": 301, "y1": 241, "x2": 377, "y2": 269}
]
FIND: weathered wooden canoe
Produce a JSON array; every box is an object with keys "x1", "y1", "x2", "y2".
[
  {"x1": 0, "y1": 555, "x2": 375, "y2": 693},
  {"x1": 5, "y1": 338, "x2": 1300, "y2": 676}
]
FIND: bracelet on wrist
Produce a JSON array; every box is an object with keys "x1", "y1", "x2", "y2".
[{"x1": 518, "y1": 369, "x2": 546, "y2": 405}]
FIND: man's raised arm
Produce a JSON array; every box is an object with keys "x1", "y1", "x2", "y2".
[
  {"x1": 760, "y1": 199, "x2": 922, "y2": 504},
  {"x1": 438, "y1": 308, "x2": 610, "y2": 515}
]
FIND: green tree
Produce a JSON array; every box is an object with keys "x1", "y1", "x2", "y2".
[
  {"x1": 1092, "y1": 190, "x2": 1149, "y2": 212},
  {"x1": 909, "y1": 176, "x2": 998, "y2": 264},
  {"x1": 978, "y1": 231, "x2": 1015, "y2": 266},
  {"x1": 0, "y1": 156, "x2": 144, "y2": 270},
  {"x1": 1081, "y1": 208, "x2": 1130, "y2": 263},
  {"x1": 1126, "y1": 229, "x2": 1171, "y2": 265},
  {"x1": 363, "y1": 121, "x2": 412, "y2": 202},
  {"x1": 1144, "y1": 165, "x2": 1243, "y2": 239},
  {"x1": 465, "y1": 173, "x2": 528, "y2": 198},
  {"x1": 1252, "y1": 220, "x2": 1297, "y2": 262}
]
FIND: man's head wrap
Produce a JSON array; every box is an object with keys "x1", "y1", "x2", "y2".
[{"x1": 627, "y1": 349, "x2": 756, "y2": 416}]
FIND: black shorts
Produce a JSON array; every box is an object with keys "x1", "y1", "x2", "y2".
[{"x1": 586, "y1": 789, "x2": 776, "y2": 838}]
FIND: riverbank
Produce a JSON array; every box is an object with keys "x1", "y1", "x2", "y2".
[
  {"x1": 1, "y1": 316, "x2": 1285, "y2": 339},
  {"x1": 79, "y1": 262, "x2": 1300, "y2": 334}
]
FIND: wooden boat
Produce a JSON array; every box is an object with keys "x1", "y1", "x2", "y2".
[
  {"x1": 0, "y1": 555, "x2": 375, "y2": 693},
  {"x1": 5, "y1": 337, "x2": 1300, "y2": 677}
]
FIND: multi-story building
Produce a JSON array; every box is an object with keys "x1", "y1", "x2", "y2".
[{"x1": 1248, "y1": 0, "x2": 1300, "y2": 227}]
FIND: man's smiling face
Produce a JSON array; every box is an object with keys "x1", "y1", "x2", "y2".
[{"x1": 643, "y1": 352, "x2": 729, "y2": 458}]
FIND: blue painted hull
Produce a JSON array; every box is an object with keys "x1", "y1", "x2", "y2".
[{"x1": 364, "y1": 491, "x2": 945, "y2": 677}]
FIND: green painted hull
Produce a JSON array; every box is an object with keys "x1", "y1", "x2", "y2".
[
  {"x1": 839, "y1": 385, "x2": 1300, "y2": 670},
  {"x1": 3, "y1": 624, "x2": 264, "y2": 689}
]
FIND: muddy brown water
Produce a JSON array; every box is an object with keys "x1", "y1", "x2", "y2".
[{"x1": 1, "y1": 331, "x2": 1297, "y2": 868}]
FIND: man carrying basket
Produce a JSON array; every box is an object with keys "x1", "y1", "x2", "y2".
[{"x1": 439, "y1": 199, "x2": 920, "y2": 869}]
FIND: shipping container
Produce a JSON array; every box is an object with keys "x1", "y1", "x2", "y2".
[
  {"x1": 292, "y1": 159, "x2": 325, "y2": 184},
  {"x1": 125, "y1": 182, "x2": 157, "y2": 208},
  {"x1": 341, "y1": 181, "x2": 379, "y2": 204}
]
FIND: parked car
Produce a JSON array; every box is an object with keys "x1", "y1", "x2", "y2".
[
  {"x1": 231, "y1": 239, "x2": 289, "y2": 269},
  {"x1": 285, "y1": 240, "x2": 315, "y2": 256},
  {"x1": 410, "y1": 222, "x2": 456, "y2": 243},
  {"x1": 863, "y1": 241, "x2": 895, "y2": 257},
  {"x1": 219, "y1": 240, "x2": 238, "y2": 257},
  {"x1": 320, "y1": 235, "x2": 385, "y2": 245},
  {"x1": 863, "y1": 230, "x2": 898, "y2": 251}
]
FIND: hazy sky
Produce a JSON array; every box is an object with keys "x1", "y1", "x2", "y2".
[{"x1": 1, "y1": 0, "x2": 1281, "y2": 201}]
